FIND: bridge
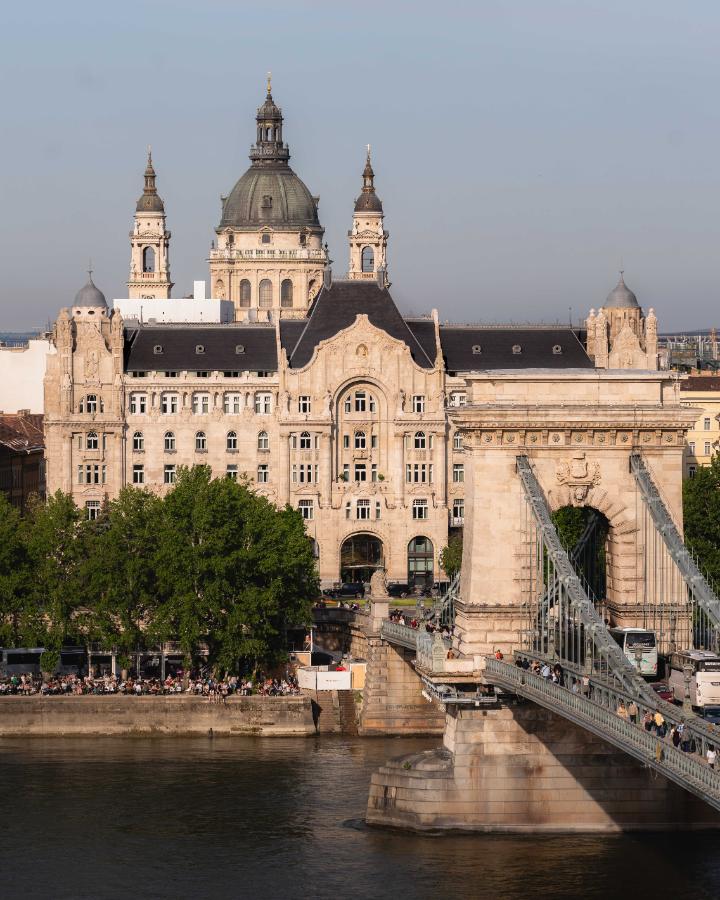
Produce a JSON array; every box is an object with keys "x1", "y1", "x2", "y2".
[{"x1": 366, "y1": 366, "x2": 720, "y2": 831}]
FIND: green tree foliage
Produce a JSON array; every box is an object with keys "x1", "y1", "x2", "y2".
[
  {"x1": 439, "y1": 535, "x2": 463, "y2": 580},
  {"x1": 0, "y1": 493, "x2": 32, "y2": 646},
  {"x1": 683, "y1": 457, "x2": 720, "y2": 584},
  {"x1": 551, "y1": 506, "x2": 587, "y2": 550}
]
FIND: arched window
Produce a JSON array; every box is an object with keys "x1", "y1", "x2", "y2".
[
  {"x1": 239, "y1": 279, "x2": 251, "y2": 308},
  {"x1": 408, "y1": 536, "x2": 434, "y2": 589},
  {"x1": 281, "y1": 279, "x2": 293, "y2": 308},
  {"x1": 195, "y1": 431, "x2": 207, "y2": 451},
  {"x1": 86, "y1": 432, "x2": 98, "y2": 450},
  {"x1": 299, "y1": 431, "x2": 311, "y2": 450},
  {"x1": 226, "y1": 431, "x2": 237, "y2": 451},
  {"x1": 82, "y1": 394, "x2": 101, "y2": 414},
  {"x1": 164, "y1": 431, "x2": 175, "y2": 452},
  {"x1": 355, "y1": 431, "x2": 366, "y2": 450},
  {"x1": 215, "y1": 279, "x2": 226, "y2": 300},
  {"x1": 361, "y1": 246, "x2": 374, "y2": 273},
  {"x1": 414, "y1": 431, "x2": 426, "y2": 450},
  {"x1": 259, "y1": 279, "x2": 273, "y2": 308},
  {"x1": 257, "y1": 430, "x2": 269, "y2": 451},
  {"x1": 142, "y1": 247, "x2": 155, "y2": 273},
  {"x1": 133, "y1": 431, "x2": 144, "y2": 452}
]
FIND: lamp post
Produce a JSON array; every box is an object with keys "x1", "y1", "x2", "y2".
[{"x1": 683, "y1": 663, "x2": 694, "y2": 713}]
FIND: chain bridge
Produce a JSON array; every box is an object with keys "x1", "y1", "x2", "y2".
[{"x1": 366, "y1": 367, "x2": 720, "y2": 832}]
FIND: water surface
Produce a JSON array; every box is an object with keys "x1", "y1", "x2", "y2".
[{"x1": 1, "y1": 735, "x2": 718, "y2": 900}]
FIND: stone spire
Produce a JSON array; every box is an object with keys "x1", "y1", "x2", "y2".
[
  {"x1": 348, "y1": 147, "x2": 389, "y2": 284},
  {"x1": 128, "y1": 149, "x2": 173, "y2": 299},
  {"x1": 250, "y1": 75, "x2": 289, "y2": 167}
]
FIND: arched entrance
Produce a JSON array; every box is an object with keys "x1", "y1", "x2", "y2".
[
  {"x1": 551, "y1": 505, "x2": 610, "y2": 609},
  {"x1": 340, "y1": 533, "x2": 383, "y2": 584},
  {"x1": 408, "y1": 536, "x2": 434, "y2": 589}
]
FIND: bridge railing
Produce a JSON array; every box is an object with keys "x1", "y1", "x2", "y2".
[
  {"x1": 379, "y1": 621, "x2": 420, "y2": 650},
  {"x1": 485, "y1": 657, "x2": 720, "y2": 812}
]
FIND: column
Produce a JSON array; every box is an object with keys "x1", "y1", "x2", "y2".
[
  {"x1": 278, "y1": 432, "x2": 290, "y2": 505},
  {"x1": 321, "y1": 432, "x2": 332, "y2": 507}
]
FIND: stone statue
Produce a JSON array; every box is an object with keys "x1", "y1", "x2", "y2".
[{"x1": 370, "y1": 566, "x2": 389, "y2": 599}]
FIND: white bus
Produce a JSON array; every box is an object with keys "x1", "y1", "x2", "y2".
[
  {"x1": 668, "y1": 650, "x2": 720, "y2": 711},
  {"x1": 608, "y1": 627, "x2": 658, "y2": 678}
]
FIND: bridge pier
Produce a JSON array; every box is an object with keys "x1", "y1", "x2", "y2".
[{"x1": 367, "y1": 702, "x2": 720, "y2": 832}]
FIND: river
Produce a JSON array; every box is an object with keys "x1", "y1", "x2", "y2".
[{"x1": 2, "y1": 734, "x2": 719, "y2": 899}]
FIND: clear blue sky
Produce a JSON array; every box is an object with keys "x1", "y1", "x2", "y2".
[{"x1": 1, "y1": 0, "x2": 719, "y2": 331}]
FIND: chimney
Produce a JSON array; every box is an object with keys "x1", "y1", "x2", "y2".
[{"x1": 323, "y1": 267, "x2": 332, "y2": 290}]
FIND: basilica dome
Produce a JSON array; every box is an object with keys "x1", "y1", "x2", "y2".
[{"x1": 220, "y1": 166, "x2": 319, "y2": 230}]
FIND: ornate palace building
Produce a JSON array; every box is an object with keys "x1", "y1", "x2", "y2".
[{"x1": 43, "y1": 84, "x2": 660, "y2": 589}]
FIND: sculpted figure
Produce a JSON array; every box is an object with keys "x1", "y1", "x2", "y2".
[{"x1": 370, "y1": 566, "x2": 389, "y2": 599}]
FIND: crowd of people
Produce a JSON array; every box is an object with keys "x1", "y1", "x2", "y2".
[
  {"x1": 388, "y1": 610, "x2": 451, "y2": 636},
  {"x1": 0, "y1": 672, "x2": 300, "y2": 699}
]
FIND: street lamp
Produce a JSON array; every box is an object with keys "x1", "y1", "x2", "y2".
[{"x1": 683, "y1": 663, "x2": 694, "y2": 713}]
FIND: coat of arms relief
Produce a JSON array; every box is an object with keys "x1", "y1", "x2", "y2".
[{"x1": 556, "y1": 452, "x2": 601, "y2": 502}]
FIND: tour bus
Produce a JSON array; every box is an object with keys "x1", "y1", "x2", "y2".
[
  {"x1": 668, "y1": 650, "x2": 720, "y2": 711},
  {"x1": 607, "y1": 627, "x2": 658, "y2": 677},
  {"x1": 0, "y1": 647, "x2": 87, "y2": 678}
]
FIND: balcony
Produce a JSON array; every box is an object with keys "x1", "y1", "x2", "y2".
[
  {"x1": 209, "y1": 248, "x2": 326, "y2": 262},
  {"x1": 449, "y1": 515, "x2": 464, "y2": 527}
]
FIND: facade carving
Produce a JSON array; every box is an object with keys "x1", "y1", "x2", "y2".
[{"x1": 586, "y1": 273, "x2": 658, "y2": 370}]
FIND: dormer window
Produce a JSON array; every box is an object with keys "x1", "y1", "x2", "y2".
[
  {"x1": 195, "y1": 344, "x2": 205, "y2": 355},
  {"x1": 512, "y1": 344, "x2": 522, "y2": 355},
  {"x1": 153, "y1": 345, "x2": 163, "y2": 355},
  {"x1": 261, "y1": 195, "x2": 272, "y2": 209},
  {"x1": 472, "y1": 344, "x2": 481, "y2": 355},
  {"x1": 552, "y1": 344, "x2": 563, "y2": 355},
  {"x1": 235, "y1": 345, "x2": 245, "y2": 355},
  {"x1": 261, "y1": 233, "x2": 271, "y2": 244}
]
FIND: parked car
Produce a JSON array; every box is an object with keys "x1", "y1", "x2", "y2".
[
  {"x1": 323, "y1": 582, "x2": 365, "y2": 600},
  {"x1": 387, "y1": 583, "x2": 410, "y2": 598},
  {"x1": 650, "y1": 681, "x2": 674, "y2": 703}
]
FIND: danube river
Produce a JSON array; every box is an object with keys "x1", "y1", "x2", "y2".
[{"x1": 2, "y1": 734, "x2": 719, "y2": 900}]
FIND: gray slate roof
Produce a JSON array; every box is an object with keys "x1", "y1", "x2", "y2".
[
  {"x1": 124, "y1": 326, "x2": 277, "y2": 372},
  {"x1": 439, "y1": 326, "x2": 592, "y2": 372},
  {"x1": 285, "y1": 281, "x2": 435, "y2": 369}
]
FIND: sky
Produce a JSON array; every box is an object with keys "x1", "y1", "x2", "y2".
[{"x1": 1, "y1": 0, "x2": 719, "y2": 332}]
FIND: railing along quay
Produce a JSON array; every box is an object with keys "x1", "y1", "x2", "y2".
[{"x1": 485, "y1": 657, "x2": 720, "y2": 812}]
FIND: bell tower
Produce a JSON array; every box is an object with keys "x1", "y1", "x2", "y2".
[
  {"x1": 348, "y1": 147, "x2": 388, "y2": 284},
  {"x1": 128, "y1": 150, "x2": 173, "y2": 299}
]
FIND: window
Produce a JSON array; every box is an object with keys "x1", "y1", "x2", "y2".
[
  {"x1": 406, "y1": 463, "x2": 433, "y2": 483},
  {"x1": 226, "y1": 465, "x2": 238, "y2": 481},
  {"x1": 449, "y1": 392, "x2": 467, "y2": 407},
  {"x1": 196, "y1": 371, "x2": 209, "y2": 378},
  {"x1": 355, "y1": 430, "x2": 366, "y2": 450},
  {"x1": 292, "y1": 464, "x2": 316, "y2": 484},
  {"x1": 354, "y1": 463, "x2": 367, "y2": 482},
  {"x1": 257, "y1": 370, "x2": 272, "y2": 378},
  {"x1": 164, "y1": 464, "x2": 176, "y2": 484},
  {"x1": 257, "y1": 430, "x2": 269, "y2": 451},
  {"x1": 414, "y1": 431, "x2": 426, "y2": 449},
  {"x1": 705, "y1": 441, "x2": 712, "y2": 456},
  {"x1": 375, "y1": 501, "x2": 381, "y2": 520},
  {"x1": 343, "y1": 434, "x2": 350, "y2": 449},
  {"x1": 705, "y1": 418, "x2": 712, "y2": 431},
  {"x1": 453, "y1": 433, "x2": 463, "y2": 451},
  {"x1": 452, "y1": 499, "x2": 465, "y2": 522},
  {"x1": 413, "y1": 499, "x2": 429, "y2": 520},
  {"x1": 164, "y1": 371, "x2": 178, "y2": 378},
  {"x1": 224, "y1": 393, "x2": 242, "y2": 414},
  {"x1": 80, "y1": 394, "x2": 102, "y2": 414},
  {"x1": 355, "y1": 391, "x2": 367, "y2": 412},
  {"x1": 689, "y1": 465, "x2": 697, "y2": 478},
  {"x1": 131, "y1": 371, "x2": 146, "y2": 378},
  {"x1": 142, "y1": 246, "x2": 155, "y2": 273},
  {"x1": 371, "y1": 434, "x2": 378, "y2": 449},
  {"x1": 195, "y1": 344, "x2": 205, "y2": 356},
  {"x1": 129, "y1": 394, "x2": 147, "y2": 414},
  {"x1": 78, "y1": 464, "x2": 104, "y2": 485},
  {"x1": 371, "y1": 464, "x2": 378, "y2": 482},
  {"x1": 299, "y1": 431, "x2": 312, "y2": 450},
  {"x1": 299, "y1": 499, "x2": 313, "y2": 520},
  {"x1": 257, "y1": 464, "x2": 269, "y2": 483},
  {"x1": 192, "y1": 393, "x2": 210, "y2": 414},
  {"x1": 86, "y1": 432, "x2": 98, "y2": 450},
  {"x1": 255, "y1": 393, "x2": 272, "y2": 414},
  {"x1": 259, "y1": 279, "x2": 273, "y2": 308},
  {"x1": 342, "y1": 463, "x2": 350, "y2": 481},
  {"x1": 345, "y1": 501, "x2": 351, "y2": 519},
  {"x1": 281, "y1": 279, "x2": 294, "y2": 308},
  {"x1": 224, "y1": 371, "x2": 240, "y2": 378},
  {"x1": 133, "y1": 431, "x2": 144, "y2": 452},
  {"x1": 261, "y1": 233, "x2": 271, "y2": 245},
  {"x1": 412, "y1": 395, "x2": 425, "y2": 414},
  {"x1": 85, "y1": 500, "x2": 101, "y2": 521},
  {"x1": 689, "y1": 441, "x2": 696, "y2": 454},
  {"x1": 453, "y1": 463, "x2": 465, "y2": 483},
  {"x1": 161, "y1": 393, "x2": 179, "y2": 414},
  {"x1": 298, "y1": 395, "x2": 311, "y2": 414},
  {"x1": 356, "y1": 499, "x2": 371, "y2": 520},
  {"x1": 408, "y1": 536, "x2": 434, "y2": 588},
  {"x1": 227, "y1": 431, "x2": 237, "y2": 451},
  {"x1": 195, "y1": 431, "x2": 207, "y2": 451},
  {"x1": 361, "y1": 246, "x2": 374, "y2": 273},
  {"x1": 132, "y1": 464, "x2": 145, "y2": 485},
  {"x1": 239, "y1": 279, "x2": 251, "y2": 308},
  {"x1": 164, "y1": 431, "x2": 176, "y2": 452}
]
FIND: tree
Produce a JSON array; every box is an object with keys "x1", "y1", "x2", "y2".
[
  {"x1": 683, "y1": 457, "x2": 720, "y2": 585},
  {"x1": 0, "y1": 493, "x2": 33, "y2": 646},
  {"x1": 439, "y1": 535, "x2": 463, "y2": 580},
  {"x1": 83, "y1": 486, "x2": 163, "y2": 658},
  {"x1": 153, "y1": 466, "x2": 318, "y2": 673},
  {"x1": 22, "y1": 491, "x2": 87, "y2": 649}
]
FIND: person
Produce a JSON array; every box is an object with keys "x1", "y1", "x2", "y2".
[
  {"x1": 541, "y1": 662, "x2": 552, "y2": 680},
  {"x1": 671, "y1": 726, "x2": 681, "y2": 749},
  {"x1": 627, "y1": 700, "x2": 638, "y2": 725},
  {"x1": 653, "y1": 710, "x2": 665, "y2": 736},
  {"x1": 642, "y1": 710, "x2": 653, "y2": 732},
  {"x1": 707, "y1": 745, "x2": 716, "y2": 769},
  {"x1": 616, "y1": 701, "x2": 629, "y2": 721},
  {"x1": 521, "y1": 658, "x2": 530, "y2": 670},
  {"x1": 495, "y1": 649, "x2": 504, "y2": 660}
]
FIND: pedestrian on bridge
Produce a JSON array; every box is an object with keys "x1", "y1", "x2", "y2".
[
  {"x1": 628, "y1": 700, "x2": 638, "y2": 724},
  {"x1": 616, "y1": 701, "x2": 629, "y2": 721},
  {"x1": 642, "y1": 710, "x2": 653, "y2": 732},
  {"x1": 707, "y1": 745, "x2": 716, "y2": 769}
]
